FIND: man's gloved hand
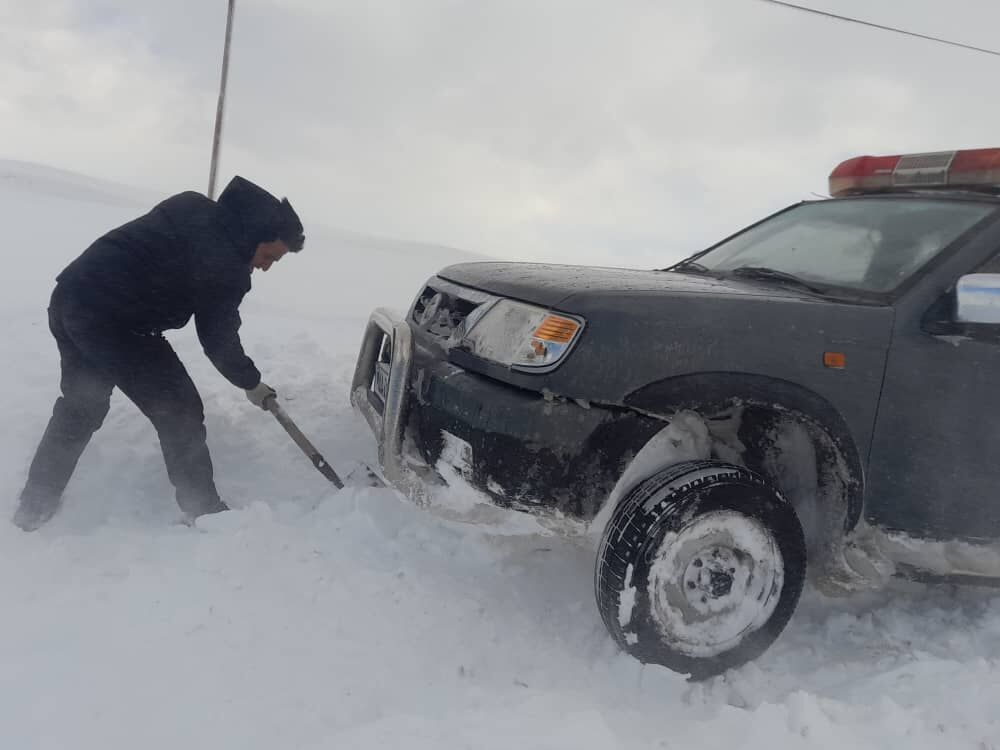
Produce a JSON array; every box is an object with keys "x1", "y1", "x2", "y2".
[{"x1": 246, "y1": 381, "x2": 277, "y2": 410}]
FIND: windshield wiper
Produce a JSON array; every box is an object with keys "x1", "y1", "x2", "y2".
[
  {"x1": 728, "y1": 266, "x2": 829, "y2": 295},
  {"x1": 666, "y1": 259, "x2": 712, "y2": 274}
]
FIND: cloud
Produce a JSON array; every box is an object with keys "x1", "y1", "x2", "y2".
[{"x1": 3, "y1": 0, "x2": 1000, "y2": 266}]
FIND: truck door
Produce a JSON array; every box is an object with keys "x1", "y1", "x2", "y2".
[{"x1": 866, "y1": 251, "x2": 1000, "y2": 541}]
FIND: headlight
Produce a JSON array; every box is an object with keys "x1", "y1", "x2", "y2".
[{"x1": 461, "y1": 299, "x2": 584, "y2": 372}]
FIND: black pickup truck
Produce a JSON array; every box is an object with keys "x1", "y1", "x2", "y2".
[{"x1": 352, "y1": 148, "x2": 1000, "y2": 678}]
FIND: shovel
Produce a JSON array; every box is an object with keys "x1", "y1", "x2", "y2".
[{"x1": 264, "y1": 397, "x2": 383, "y2": 489}]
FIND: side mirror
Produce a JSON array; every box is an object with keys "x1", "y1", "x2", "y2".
[{"x1": 956, "y1": 274, "x2": 1000, "y2": 324}]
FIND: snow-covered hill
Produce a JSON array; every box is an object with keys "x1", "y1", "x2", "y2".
[{"x1": 3, "y1": 162, "x2": 1000, "y2": 749}]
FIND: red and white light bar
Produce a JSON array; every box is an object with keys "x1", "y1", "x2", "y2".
[{"x1": 829, "y1": 148, "x2": 1000, "y2": 197}]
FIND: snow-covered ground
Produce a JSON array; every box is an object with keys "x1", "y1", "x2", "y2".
[{"x1": 3, "y1": 161, "x2": 1000, "y2": 749}]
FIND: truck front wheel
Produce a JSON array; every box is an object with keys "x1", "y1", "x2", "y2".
[{"x1": 595, "y1": 460, "x2": 806, "y2": 679}]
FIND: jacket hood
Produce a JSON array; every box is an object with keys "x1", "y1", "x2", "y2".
[{"x1": 217, "y1": 176, "x2": 305, "y2": 258}]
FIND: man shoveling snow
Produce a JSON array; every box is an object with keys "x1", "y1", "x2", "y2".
[{"x1": 13, "y1": 176, "x2": 305, "y2": 531}]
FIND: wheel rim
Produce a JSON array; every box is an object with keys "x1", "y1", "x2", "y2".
[{"x1": 646, "y1": 510, "x2": 785, "y2": 659}]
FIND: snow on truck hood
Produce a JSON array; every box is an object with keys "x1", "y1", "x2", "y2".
[{"x1": 437, "y1": 261, "x2": 810, "y2": 309}]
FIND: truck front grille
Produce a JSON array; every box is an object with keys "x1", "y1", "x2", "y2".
[{"x1": 411, "y1": 285, "x2": 481, "y2": 341}]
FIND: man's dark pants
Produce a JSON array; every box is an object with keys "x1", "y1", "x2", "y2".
[{"x1": 16, "y1": 284, "x2": 227, "y2": 527}]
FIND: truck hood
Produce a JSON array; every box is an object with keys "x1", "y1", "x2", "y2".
[
  {"x1": 437, "y1": 261, "x2": 810, "y2": 308},
  {"x1": 431, "y1": 262, "x2": 893, "y2": 477},
  {"x1": 433, "y1": 260, "x2": 893, "y2": 417}
]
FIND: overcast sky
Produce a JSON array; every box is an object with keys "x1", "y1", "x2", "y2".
[{"x1": 3, "y1": 0, "x2": 999, "y2": 266}]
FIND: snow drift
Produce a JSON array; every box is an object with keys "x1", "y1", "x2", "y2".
[{"x1": 3, "y1": 161, "x2": 1000, "y2": 749}]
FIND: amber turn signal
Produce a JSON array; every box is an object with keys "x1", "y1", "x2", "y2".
[
  {"x1": 823, "y1": 351, "x2": 846, "y2": 369},
  {"x1": 532, "y1": 315, "x2": 580, "y2": 344}
]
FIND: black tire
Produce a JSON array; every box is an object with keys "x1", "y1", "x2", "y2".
[{"x1": 595, "y1": 460, "x2": 806, "y2": 680}]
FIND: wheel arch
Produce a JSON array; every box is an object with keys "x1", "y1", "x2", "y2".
[{"x1": 622, "y1": 371, "x2": 866, "y2": 535}]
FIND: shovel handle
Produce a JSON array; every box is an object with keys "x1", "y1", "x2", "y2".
[{"x1": 265, "y1": 398, "x2": 344, "y2": 489}]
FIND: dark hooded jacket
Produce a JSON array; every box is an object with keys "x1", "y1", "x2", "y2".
[{"x1": 56, "y1": 177, "x2": 303, "y2": 390}]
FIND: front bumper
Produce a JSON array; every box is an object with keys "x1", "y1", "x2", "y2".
[
  {"x1": 350, "y1": 309, "x2": 661, "y2": 519},
  {"x1": 349, "y1": 308, "x2": 429, "y2": 504}
]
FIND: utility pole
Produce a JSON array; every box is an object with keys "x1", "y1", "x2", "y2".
[{"x1": 208, "y1": 0, "x2": 236, "y2": 199}]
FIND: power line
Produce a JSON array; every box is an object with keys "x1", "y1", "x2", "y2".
[{"x1": 755, "y1": 0, "x2": 1000, "y2": 58}]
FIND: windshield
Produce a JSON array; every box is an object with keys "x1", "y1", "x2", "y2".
[{"x1": 682, "y1": 198, "x2": 997, "y2": 294}]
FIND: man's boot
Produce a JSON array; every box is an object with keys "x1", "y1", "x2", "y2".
[
  {"x1": 178, "y1": 498, "x2": 230, "y2": 527},
  {"x1": 12, "y1": 489, "x2": 62, "y2": 532}
]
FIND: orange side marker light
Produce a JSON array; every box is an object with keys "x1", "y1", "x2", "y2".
[{"x1": 823, "y1": 352, "x2": 846, "y2": 369}]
